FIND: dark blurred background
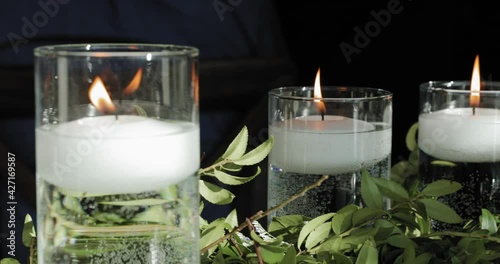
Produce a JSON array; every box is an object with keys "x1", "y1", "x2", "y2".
[
  {"x1": 2, "y1": 0, "x2": 500, "y2": 260},
  {"x1": 275, "y1": 1, "x2": 500, "y2": 159}
]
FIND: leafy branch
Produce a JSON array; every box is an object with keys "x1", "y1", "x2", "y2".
[
  {"x1": 8, "y1": 123, "x2": 500, "y2": 263},
  {"x1": 199, "y1": 123, "x2": 500, "y2": 263},
  {"x1": 198, "y1": 126, "x2": 274, "y2": 206},
  {"x1": 200, "y1": 175, "x2": 329, "y2": 255},
  {"x1": 1, "y1": 215, "x2": 37, "y2": 264}
]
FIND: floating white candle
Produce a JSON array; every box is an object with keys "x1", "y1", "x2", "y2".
[
  {"x1": 36, "y1": 115, "x2": 200, "y2": 193},
  {"x1": 419, "y1": 107, "x2": 500, "y2": 163},
  {"x1": 270, "y1": 115, "x2": 391, "y2": 175}
]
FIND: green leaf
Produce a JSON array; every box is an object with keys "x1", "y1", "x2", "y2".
[
  {"x1": 269, "y1": 214, "x2": 309, "y2": 238},
  {"x1": 408, "y1": 149, "x2": 419, "y2": 167},
  {"x1": 213, "y1": 167, "x2": 261, "y2": 185},
  {"x1": 332, "y1": 204, "x2": 358, "y2": 234},
  {"x1": 200, "y1": 216, "x2": 209, "y2": 228},
  {"x1": 199, "y1": 180, "x2": 235, "y2": 205},
  {"x1": 481, "y1": 253, "x2": 500, "y2": 261},
  {"x1": 373, "y1": 219, "x2": 399, "y2": 241},
  {"x1": 355, "y1": 239, "x2": 378, "y2": 264},
  {"x1": 421, "y1": 180, "x2": 462, "y2": 197},
  {"x1": 22, "y1": 214, "x2": 36, "y2": 247},
  {"x1": 200, "y1": 218, "x2": 229, "y2": 256},
  {"x1": 480, "y1": 208, "x2": 498, "y2": 235},
  {"x1": 221, "y1": 245, "x2": 242, "y2": 258},
  {"x1": 269, "y1": 214, "x2": 309, "y2": 232},
  {"x1": 298, "y1": 213, "x2": 335, "y2": 248},
  {"x1": 92, "y1": 212, "x2": 126, "y2": 223},
  {"x1": 387, "y1": 234, "x2": 417, "y2": 249},
  {"x1": 371, "y1": 177, "x2": 409, "y2": 202},
  {"x1": 391, "y1": 212, "x2": 420, "y2": 231},
  {"x1": 349, "y1": 228, "x2": 379, "y2": 246},
  {"x1": 98, "y1": 198, "x2": 171, "y2": 206},
  {"x1": 222, "y1": 126, "x2": 248, "y2": 160},
  {"x1": 457, "y1": 237, "x2": 473, "y2": 251},
  {"x1": 313, "y1": 236, "x2": 342, "y2": 254},
  {"x1": 405, "y1": 122, "x2": 419, "y2": 152},
  {"x1": 415, "y1": 253, "x2": 433, "y2": 264},
  {"x1": 62, "y1": 196, "x2": 85, "y2": 213},
  {"x1": 420, "y1": 198, "x2": 463, "y2": 224},
  {"x1": 213, "y1": 246, "x2": 226, "y2": 264},
  {"x1": 305, "y1": 222, "x2": 332, "y2": 250},
  {"x1": 280, "y1": 246, "x2": 297, "y2": 264},
  {"x1": 361, "y1": 170, "x2": 383, "y2": 210},
  {"x1": 0, "y1": 259, "x2": 21, "y2": 264},
  {"x1": 464, "y1": 239, "x2": 486, "y2": 264},
  {"x1": 391, "y1": 161, "x2": 416, "y2": 180},
  {"x1": 225, "y1": 209, "x2": 239, "y2": 228},
  {"x1": 350, "y1": 227, "x2": 379, "y2": 239},
  {"x1": 339, "y1": 234, "x2": 373, "y2": 252},
  {"x1": 333, "y1": 252, "x2": 353, "y2": 264},
  {"x1": 296, "y1": 255, "x2": 323, "y2": 263},
  {"x1": 412, "y1": 201, "x2": 428, "y2": 220},
  {"x1": 249, "y1": 221, "x2": 284, "y2": 246},
  {"x1": 352, "y1": 208, "x2": 385, "y2": 226},
  {"x1": 416, "y1": 214, "x2": 431, "y2": 235},
  {"x1": 403, "y1": 245, "x2": 416, "y2": 264},
  {"x1": 221, "y1": 162, "x2": 243, "y2": 172},
  {"x1": 431, "y1": 160, "x2": 457, "y2": 167},
  {"x1": 250, "y1": 230, "x2": 268, "y2": 245},
  {"x1": 229, "y1": 235, "x2": 253, "y2": 255},
  {"x1": 338, "y1": 204, "x2": 359, "y2": 214},
  {"x1": 256, "y1": 234, "x2": 283, "y2": 247},
  {"x1": 259, "y1": 244, "x2": 288, "y2": 264},
  {"x1": 160, "y1": 185, "x2": 178, "y2": 201},
  {"x1": 199, "y1": 200, "x2": 204, "y2": 214},
  {"x1": 233, "y1": 136, "x2": 274, "y2": 166},
  {"x1": 131, "y1": 205, "x2": 167, "y2": 223}
]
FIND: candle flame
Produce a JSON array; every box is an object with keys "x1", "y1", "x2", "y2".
[
  {"x1": 313, "y1": 68, "x2": 326, "y2": 114},
  {"x1": 470, "y1": 54, "x2": 480, "y2": 107},
  {"x1": 89, "y1": 76, "x2": 116, "y2": 113},
  {"x1": 122, "y1": 68, "x2": 143, "y2": 95}
]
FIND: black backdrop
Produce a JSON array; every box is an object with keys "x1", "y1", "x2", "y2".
[
  {"x1": 2, "y1": 0, "x2": 500, "y2": 259},
  {"x1": 274, "y1": 0, "x2": 500, "y2": 161}
]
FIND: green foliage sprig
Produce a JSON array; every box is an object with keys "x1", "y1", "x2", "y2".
[
  {"x1": 0, "y1": 215, "x2": 36, "y2": 264},
  {"x1": 6, "y1": 123, "x2": 500, "y2": 264},
  {"x1": 198, "y1": 126, "x2": 274, "y2": 207},
  {"x1": 199, "y1": 124, "x2": 500, "y2": 264}
]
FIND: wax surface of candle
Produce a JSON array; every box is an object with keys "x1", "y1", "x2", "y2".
[
  {"x1": 36, "y1": 115, "x2": 199, "y2": 193},
  {"x1": 270, "y1": 115, "x2": 392, "y2": 175},
  {"x1": 419, "y1": 107, "x2": 500, "y2": 163}
]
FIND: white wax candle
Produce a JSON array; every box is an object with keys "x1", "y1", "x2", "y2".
[
  {"x1": 270, "y1": 115, "x2": 392, "y2": 175},
  {"x1": 419, "y1": 107, "x2": 500, "y2": 163},
  {"x1": 36, "y1": 115, "x2": 200, "y2": 193}
]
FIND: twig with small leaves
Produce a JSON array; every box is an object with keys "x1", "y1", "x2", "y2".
[
  {"x1": 200, "y1": 175, "x2": 329, "y2": 254},
  {"x1": 246, "y1": 218, "x2": 264, "y2": 264}
]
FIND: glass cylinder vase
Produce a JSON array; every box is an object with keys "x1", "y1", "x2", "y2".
[
  {"x1": 418, "y1": 81, "x2": 500, "y2": 229},
  {"x1": 268, "y1": 86, "x2": 392, "y2": 220},
  {"x1": 34, "y1": 44, "x2": 200, "y2": 263}
]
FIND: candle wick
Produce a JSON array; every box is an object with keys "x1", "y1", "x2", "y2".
[{"x1": 473, "y1": 106, "x2": 476, "y2": 116}]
